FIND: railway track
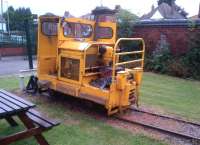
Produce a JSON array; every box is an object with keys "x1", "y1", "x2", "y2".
[{"x1": 115, "y1": 107, "x2": 200, "y2": 142}]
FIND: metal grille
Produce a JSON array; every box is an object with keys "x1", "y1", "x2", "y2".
[{"x1": 61, "y1": 57, "x2": 80, "y2": 81}]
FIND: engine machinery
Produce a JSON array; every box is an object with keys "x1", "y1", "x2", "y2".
[{"x1": 37, "y1": 7, "x2": 145, "y2": 115}]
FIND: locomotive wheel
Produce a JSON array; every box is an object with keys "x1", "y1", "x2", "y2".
[{"x1": 48, "y1": 89, "x2": 59, "y2": 99}]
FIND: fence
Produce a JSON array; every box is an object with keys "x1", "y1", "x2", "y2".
[
  {"x1": 0, "y1": 28, "x2": 37, "y2": 57},
  {"x1": 0, "y1": 31, "x2": 26, "y2": 47}
]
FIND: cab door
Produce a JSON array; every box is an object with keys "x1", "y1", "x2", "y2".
[{"x1": 37, "y1": 16, "x2": 59, "y2": 78}]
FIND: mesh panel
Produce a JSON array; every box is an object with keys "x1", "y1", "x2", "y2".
[{"x1": 61, "y1": 57, "x2": 80, "y2": 81}]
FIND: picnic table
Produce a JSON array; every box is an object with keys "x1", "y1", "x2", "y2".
[{"x1": 0, "y1": 89, "x2": 60, "y2": 145}]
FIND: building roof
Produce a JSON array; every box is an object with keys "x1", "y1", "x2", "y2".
[
  {"x1": 135, "y1": 19, "x2": 200, "y2": 27},
  {"x1": 141, "y1": 3, "x2": 186, "y2": 20}
]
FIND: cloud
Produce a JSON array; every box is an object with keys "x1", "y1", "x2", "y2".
[{"x1": 6, "y1": 0, "x2": 199, "y2": 17}]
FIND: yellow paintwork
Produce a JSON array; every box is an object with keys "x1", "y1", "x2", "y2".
[
  {"x1": 37, "y1": 16, "x2": 59, "y2": 78},
  {"x1": 37, "y1": 15, "x2": 145, "y2": 115}
]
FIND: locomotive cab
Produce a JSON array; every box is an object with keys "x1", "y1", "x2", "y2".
[{"x1": 37, "y1": 7, "x2": 145, "y2": 115}]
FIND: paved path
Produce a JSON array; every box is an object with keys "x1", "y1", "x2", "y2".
[{"x1": 0, "y1": 56, "x2": 37, "y2": 76}]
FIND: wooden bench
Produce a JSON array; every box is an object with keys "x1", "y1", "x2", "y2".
[
  {"x1": 27, "y1": 109, "x2": 59, "y2": 129},
  {"x1": 0, "y1": 89, "x2": 60, "y2": 145}
]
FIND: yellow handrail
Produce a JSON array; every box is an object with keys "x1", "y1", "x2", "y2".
[
  {"x1": 115, "y1": 59, "x2": 144, "y2": 66},
  {"x1": 112, "y1": 38, "x2": 145, "y2": 82},
  {"x1": 115, "y1": 50, "x2": 144, "y2": 56}
]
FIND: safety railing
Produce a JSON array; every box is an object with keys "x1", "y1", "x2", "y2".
[{"x1": 112, "y1": 38, "x2": 145, "y2": 82}]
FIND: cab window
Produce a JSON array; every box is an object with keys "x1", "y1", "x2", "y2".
[
  {"x1": 97, "y1": 27, "x2": 113, "y2": 39},
  {"x1": 42, "y1": 22, "x2": 58, "y2": 36},
  {"x1": 63, "y1": 22, "x2": 92, "y2": 38}
]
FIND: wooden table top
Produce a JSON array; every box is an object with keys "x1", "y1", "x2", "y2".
[{"x1": 0, "y1": 90, "x2": 35, "y2": 118}]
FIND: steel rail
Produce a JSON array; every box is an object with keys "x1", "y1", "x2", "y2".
[
  {"x1": 130, "y1": 107, "x2": 200, "y2": 127},
  {"x1": 115, "y1": 108, "x2": 200, "y2": 142}
]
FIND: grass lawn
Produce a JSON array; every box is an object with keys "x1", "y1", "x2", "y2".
[
  {"x1": 0, "y1": 76, "x2": 21, "y2": 90},
  {"x1": 0, "y1": 74, "x2": 165, "y2": 145},
  {"x1": 0, "y1": 75, "x2": 28, "y2": 90},
  {"x1": 0, "y1": 72, "x2": 200, "y2": 145},
  {"x1": 141, "y1": 72, "x2": 200, "y2": 121},
  {"x1": 0, "y1": 113, "x2": 164, "y2": 145}
]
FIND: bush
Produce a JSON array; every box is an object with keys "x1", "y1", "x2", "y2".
[
  {"x1": 145, "y1": 30, "x2": 200, "y2": 80},
  {"x1": 167, "y1": 58, "x2": 189, "y2": 78},
  {"x1": 145, "y1": 47, "x2": 200, "y2": 80},
  {"x1": 145, "y1": 50, "x2": 171, "y2": 73},
  {"x1": 182, "y1": 29, "x2": 200, "y2": 79},
  {"x1": 145, "y1": 34, "x2": 172, "y2": 73},
  {"x1": 145, "y1": 51, "x2": 190, "y2": 78},
  {"x1": 182, "y1": 47, "x2": 200, "y2": 79},
  {"x1": 146, "y1": 47, "x2": 200, "y2": 80},
  {"x1": 145, "y1": 28, "x2": 200, "y2": 80}
]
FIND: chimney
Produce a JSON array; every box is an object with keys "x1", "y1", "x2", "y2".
[
  {"x1": 171, "y1": 2, "x2": 176, "y2": 15},
  {"x1": 151, "y1": 5, "x2": 155, "y2": 11}
]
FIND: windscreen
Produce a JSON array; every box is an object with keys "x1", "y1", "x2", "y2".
[{"x1": 63, "y1": 22, "x2": 92, "y2": 38}]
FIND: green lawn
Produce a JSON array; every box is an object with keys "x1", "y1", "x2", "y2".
[
  {"x1": 0, "y1": 74, "x2": 165, "y2": 145},
  {"x1": 141, "y1": 72, "x2": 200, "y2": 121},
  {"x1": 0, "y1": 115, "x2": 164, "y2": 145},
  {"x1": 0, "y1": 72, "x2": 200, "y2": 145},
  {"x1": 1, "y1": 73, "x2": 199, "y2": 121},
  {"x1": 0, "y1": 76, "x2": 20, "y2": 90},
  {"x1": 0, "y1": 75, "x2": 28, "y2": 90}
]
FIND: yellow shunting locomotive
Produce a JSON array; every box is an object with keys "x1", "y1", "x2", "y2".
[{"x1": 37, "y1": 7, "x2": 145, "y2": 115}]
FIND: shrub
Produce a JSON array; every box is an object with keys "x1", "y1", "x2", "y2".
[
  {"x1": 145, "y1": 34, "x2": 172, "y2": 73},
  {"x1": 145, "y1": 31, "x2": 200, "y2": 80},
  {"x1": 182, "y1": 47, "x2": 200, "y2": 79},
  {"x1": 182, "y1": 29, "x2": 200, "y2": 79},
  {"x1": 167, "y1": 58, "x2": 189, "y2": 78}
]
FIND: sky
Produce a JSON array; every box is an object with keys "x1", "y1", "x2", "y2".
[{"x1": 3, "y1": 0, "x2": 200, "y2": 17}]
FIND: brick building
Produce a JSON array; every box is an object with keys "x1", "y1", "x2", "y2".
[
  {"x1": 133, "y1": 2, "x2": 200, "y2": 56},
  {"x1": 133, "y1": 19, "x2": 200, "y2": 55}
]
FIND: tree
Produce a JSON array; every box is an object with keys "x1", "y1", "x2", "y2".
[
  {"x1": 3, "y1": 6, "x2": 37, "y2": 57},
  {"x1": 116, "y1": 8, "x2": 138, "y2": 38},
  {"x1": 3, "y1": 6, "x2": 15, "y2": 31},
  {"x1": 157, "y1": 0, "x2": 176, "y2": 6},
  {"x1": 3, "y1": 6, "x2": 33, "y2": 31},
  {"x1": 116, "y1": 8, "x2": 140, "y2": 61}
]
